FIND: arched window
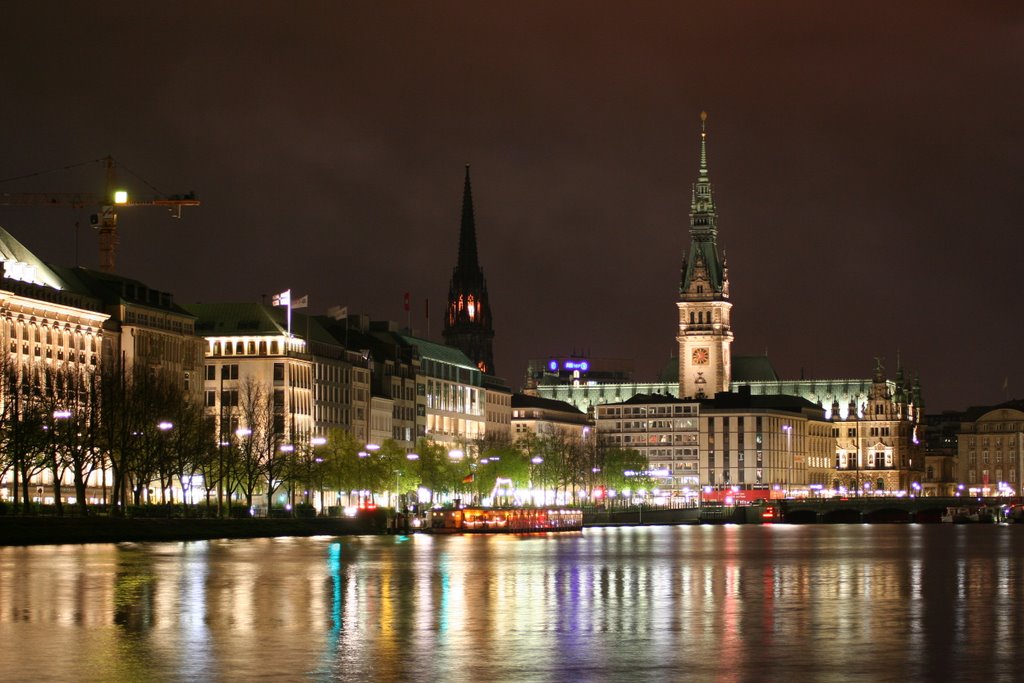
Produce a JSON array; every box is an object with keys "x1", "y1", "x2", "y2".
[{"x1": 689, "y1": 312, "x2": 695, "y2": 324}]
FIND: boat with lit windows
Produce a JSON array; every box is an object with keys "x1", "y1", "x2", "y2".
[{"x1": 426, "y1": 506, "x2": 583, "y2": 533}]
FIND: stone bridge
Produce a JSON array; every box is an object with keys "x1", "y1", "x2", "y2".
[{"x1": 775, "y1": 496, "x2": 1007, "y2": 523}]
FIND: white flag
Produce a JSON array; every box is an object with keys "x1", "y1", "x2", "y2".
[
  {"x1": 272, "y1": 289, "x2": 291, "y2": 307},
  {"x1": 292, "y1": 294, "x2": 309, "y2": 309},
  {"x1": 327, "y1": 305, "x2": 348, "y2": 320}
]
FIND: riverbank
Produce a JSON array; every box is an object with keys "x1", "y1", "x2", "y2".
[{"x1": 0, "y1": 515, "x2": 381, "y2": 546}]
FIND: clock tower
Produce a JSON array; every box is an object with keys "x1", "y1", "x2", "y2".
[{"x1": 678, "y1": 113, "x2": 733, "y2": 398}]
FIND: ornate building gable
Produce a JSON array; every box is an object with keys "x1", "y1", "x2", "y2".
[{"x1": 443, "y1": 165, "x2": 495, "y2": 374}]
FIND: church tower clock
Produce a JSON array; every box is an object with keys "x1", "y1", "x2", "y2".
[
  {"x1": 678, "y1": 113, "x2": 733, "y2": 398},
  {"x1": 444, "y1": 165, "x2": 495, "y2": 374}
]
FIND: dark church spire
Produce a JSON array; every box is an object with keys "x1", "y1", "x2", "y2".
[
  {"x1": 457, "y1": 164, "x2": 480, "y2": 275},
  {"x1": 444, "y1": 165, "x2": 495, "y2": 374}
]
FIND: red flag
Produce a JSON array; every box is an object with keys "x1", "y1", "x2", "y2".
[
  {"x1": 403, "y1": 292, "x2": 410, "y2": 312},
  {"x1": 462, "y1": 473, "x2": 475, "y2": 484}
]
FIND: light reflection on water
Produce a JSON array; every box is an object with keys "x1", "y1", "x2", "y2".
[{"x1": 2, "y1": 525, "x2": 1023, "y2": 682}]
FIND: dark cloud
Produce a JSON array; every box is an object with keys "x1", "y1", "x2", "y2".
[{"x1": 1, "y1": 1, "x2": 1022, "y2": 411}]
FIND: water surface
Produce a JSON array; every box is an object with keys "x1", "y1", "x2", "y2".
[{"x1": 2, "y1": 525, "x2": 1021, "y2": 682}]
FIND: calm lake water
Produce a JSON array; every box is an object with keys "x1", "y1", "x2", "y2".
[{"x1": 2, "y1": 525, "x2": 1022, "y2": 682}]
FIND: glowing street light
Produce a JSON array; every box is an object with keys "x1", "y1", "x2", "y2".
[{"x1": 782, "y1": 424, "x2": 792, "y2": 497}]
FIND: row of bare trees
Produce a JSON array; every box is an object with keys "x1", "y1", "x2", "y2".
[{"x1": 0, "y1": 356, "x2": 653, "y2": 517}]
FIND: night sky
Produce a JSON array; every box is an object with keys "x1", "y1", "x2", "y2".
[{"x1": 2, "y1": 2, "x2": 1022, "y2": 413}]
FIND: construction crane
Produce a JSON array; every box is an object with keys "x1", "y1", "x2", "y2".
[{"x1": 0, "y1": 156, "x2": 199, "y2": 273}]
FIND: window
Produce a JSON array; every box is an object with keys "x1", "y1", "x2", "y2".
[
  {"x1": 221, "y1": 364, "x2": 238, "y2": 380},
  {"x1": 274, "y1": 363, "x2": 285, "y2": 382},
  {"x1": 205, "y1": 391, "x2": 216, "y2": 407}
]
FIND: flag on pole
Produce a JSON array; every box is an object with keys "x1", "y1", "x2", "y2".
[
  {"x1": 272, "y1": 289, "x2": 291, "y2": 307},
  {"x1": 462, "y1": 473, "x2": 475, "y2": 484},
  {"x1": 292, "y1": 294, "x2": 309, "y2": 309},
  {"x1": 404, "y1": 292, "x2": 410, "y2": 312},
  {"x1": 327, "y1": 305, "x2": 348, "y2": 320}
]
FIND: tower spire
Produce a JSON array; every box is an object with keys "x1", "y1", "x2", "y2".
[
  {"x1": 457, "y1": 164, "x2": 479, "y2": 275},
  {"x1": 681, "y1": 111, "x2": 724, "y2": 295},
  {"x1": 699, "y1": 111, "x2": 709, "y2": 177}
]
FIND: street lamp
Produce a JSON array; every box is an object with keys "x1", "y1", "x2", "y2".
[
  {"x1": 358, "y1": 444, "x2": 379, "y2": 509},
  {"x1": 531, "y1": 456, "x2": 544, "y2": 505},
  {"x1": 782, "y1": 424, "x2": 792, "y2": 497},
  {"x1": 49, "y1": 410, "x2": 71, "y2": 515}
]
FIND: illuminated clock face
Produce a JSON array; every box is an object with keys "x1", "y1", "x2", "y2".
[{"x1": 692, "y1": 347, "x2": 710, "y2": 365}]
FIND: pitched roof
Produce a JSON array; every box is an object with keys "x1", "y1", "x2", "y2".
[
  {"x1": 512, "y1": 393, "x2": 586, "y2": 415},
  {"x1": 701, "y1": 390, "x2": 823, "y2": 415},
  {"x1": 52, "y1": 266, "x2": 194, "y2": 316}
]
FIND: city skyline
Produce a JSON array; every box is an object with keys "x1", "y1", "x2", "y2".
[{"x1": 2, "y1": 3, "x2": 1022, "y2": 413}]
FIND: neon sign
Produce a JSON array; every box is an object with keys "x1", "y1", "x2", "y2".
[{"x1": 547, "y1": 360, "x2": 590, "y2": 372}]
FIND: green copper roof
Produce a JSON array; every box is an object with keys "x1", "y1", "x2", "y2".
[
  {"x1": 183, "y1": 302, "x2": 287, "y2": 336},
  {"x1": 398, "y1": 333, "x2": 477, "y2": 370},
  {"x1": 680, "y1": 113, "x2": 727, "y2": 296},
  {"x1": 732, "y1": 356, "x2": 779, "y2": 382}
]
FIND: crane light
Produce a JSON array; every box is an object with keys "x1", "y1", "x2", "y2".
[{"x1": 113, "y1": 190, "x2": 128, "y2": 204}]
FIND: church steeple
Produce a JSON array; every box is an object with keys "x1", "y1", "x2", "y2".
[
  {"x1": 677, "y1": 112, "x2": 734, "y2": 399},
  {"x1": 444, "y1": 165, "x2": 495, "y2": 374},
  {"x1": 457, "y1": 165, "x2": 479, "y2": 276},
  {"x1": 680, "y1": 111, "x2": 727, "y2": 297}
]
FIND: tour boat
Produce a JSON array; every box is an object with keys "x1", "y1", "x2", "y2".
[
  {"x1": 940, "y1": 506, "x2": 996, "y2": 523},
  {"x1": 426, "y1": 506, "x2": 583, "y2": 533}
]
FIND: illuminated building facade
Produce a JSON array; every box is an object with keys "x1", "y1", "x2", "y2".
[
  {"x1": 594, "y1": 394, "x2": 700, "y2": 495},
  {"x1": 402, "y1": 333, "x2": 486, "y2": 446},
  {"x1": 955, "y1": 401, "x2": 1024, "y2": 496},
  {"x1": 512, "y1": 393, "x2": 591, "y2": 442},
  {"x1": 443, "y1": 165, "x2": 495, "y2": 374},
  {"x1": 0, "y1": 230, "x2": 109, "y2": 506},
  {"x1": 483, "y1": 376, "x2": 512, "y2": 443},
  {"x1": 185, "y1": 303, "x2": 319, "y2": 448},
  {"x1": 830, "y1": 361, "x2": 924, "y2": 494},
  {"x1": 698, "y1": 389, "x2": 831, "y2": 493},
  {"x1": 57, "y1": 267, "x2": 206, "y2": 402}
]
